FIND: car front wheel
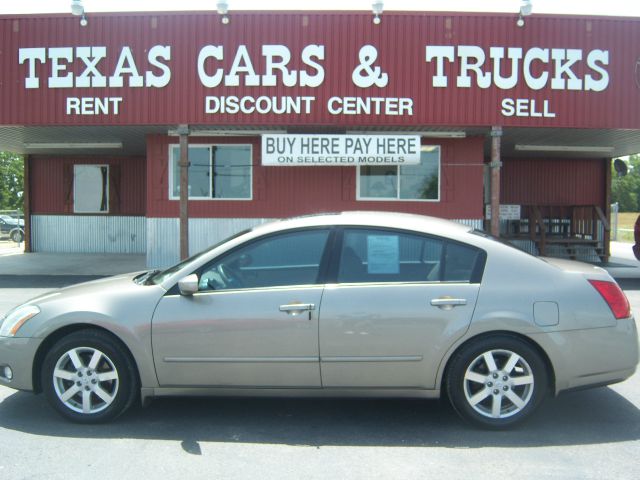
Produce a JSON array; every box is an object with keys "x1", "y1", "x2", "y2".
[
  {"x1": 41, "y1": 330, "x2": 138, "y2": 423},
  {"x1": 446, "y1": 335, "x2": 548, "y2": 429},
  {"x1": 10, "y1": 229, "x2": 24, "y2": 243}
]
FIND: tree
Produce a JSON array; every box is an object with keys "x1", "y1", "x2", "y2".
[
  {"x1": 612, "y1": 154, "x2": 640, "y2": 212},
  {"x1": 0, "y1": 152, "x2": 24, "y2": 211}
]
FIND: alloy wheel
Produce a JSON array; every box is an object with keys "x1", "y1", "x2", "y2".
[
  {"x1": 52, "y1": 347, "x2": 120, "y2": 415},
  {"x1": 462, "y1": 349, "x2": 535, "y2": 419}
]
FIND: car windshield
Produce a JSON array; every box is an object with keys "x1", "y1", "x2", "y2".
[{"x1": 141, "y1": 228, "x2": 253, "y2": 285}]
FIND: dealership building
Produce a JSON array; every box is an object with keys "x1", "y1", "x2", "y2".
[{"x1": 1, "y1": 9, "x2": 639, "y2": 267}]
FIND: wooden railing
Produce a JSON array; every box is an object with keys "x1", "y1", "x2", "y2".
[{"x1": 505, "y1": 205, "x2": 609, "y2": 261}]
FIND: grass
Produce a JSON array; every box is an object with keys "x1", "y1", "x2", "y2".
[{"x1": 614, "y1": 212, "x2": 639, "y2": 243}]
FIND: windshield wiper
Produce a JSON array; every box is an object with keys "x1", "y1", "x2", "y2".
[{"x1": 134, "y1": 269, "x2": 160, "y2": 285}]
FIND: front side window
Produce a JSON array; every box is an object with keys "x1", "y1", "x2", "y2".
[
  {"x1": 170, "y1": 145, "x2": 252, "y2": 200},
  {"x1": 199, "y1": 229, "x2": 330, "y2": 291},
  {"x1": 74, "y1": 165, "x2": 109, "y2": 213},
  {"x1": 358, "y1": 145, "x2": 440, "y2": 201}
]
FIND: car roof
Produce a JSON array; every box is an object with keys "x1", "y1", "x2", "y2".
[
  {"x1": 158, "y1": 211, "x2": 481, "y2": 290},
  {"x1": 251, "y1": 211, "x2": 473, "y2": 237}
]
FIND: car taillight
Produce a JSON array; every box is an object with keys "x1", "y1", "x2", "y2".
[{"x1": 588, "y1": 280, "x2": 631, "y2": 320}]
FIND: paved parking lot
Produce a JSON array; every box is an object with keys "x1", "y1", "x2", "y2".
[
  {"x1": 0, "y1": 238, "x2": 22, "y2": 256},
  {"x1": 0, "y1": 258, "x2": 639, "y2": 479}
]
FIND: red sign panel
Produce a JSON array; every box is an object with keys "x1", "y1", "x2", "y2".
[{"x1": 1, "y1": 11, "x2": 639, "y2": 129}]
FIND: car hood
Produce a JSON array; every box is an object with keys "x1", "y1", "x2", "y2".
[
  {"x1": 23, "y1": 272, "x2": 142, "y2": 304},
  {"x1": 1, "y1": 218, "x2": 23, "y2": 227},
  {"x1": 14, "y1": 271, "x2": 168, "y2": 339}
]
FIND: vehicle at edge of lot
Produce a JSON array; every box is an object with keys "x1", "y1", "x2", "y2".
[
  {"x1": 0, "y1": 214, "x2": 25, "y2": 243},
  {"x1": 0, "y1": 211, "x2": 638, "y2": 429}
]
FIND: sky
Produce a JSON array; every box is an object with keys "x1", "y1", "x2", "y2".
[{"x1": 0, "y1": 0, "x2": 639, "y2": 17}]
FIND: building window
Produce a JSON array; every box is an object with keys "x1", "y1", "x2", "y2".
[
  {"x1": 357, "y1": 146, "x2": 440, "y2": 201},
  {"x1": 74, "y1": 165, "x2": 109, "y2": 213},
  {"x1": 169, "y1": 144, "x2": 252, "y2": 200}
]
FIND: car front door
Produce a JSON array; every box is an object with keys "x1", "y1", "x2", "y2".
[
  {"x1": 319, "y1": 228, "x2": 484, "y2": 389},
  {"x1": 152, "y1": 228, "x2": 331, "y2": 388}
]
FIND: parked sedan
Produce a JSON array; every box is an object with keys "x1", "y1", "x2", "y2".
[{"x1": 0, "y1": 212, "x2": 638, "y2": 428}]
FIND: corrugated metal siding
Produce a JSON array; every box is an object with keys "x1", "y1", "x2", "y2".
[
  {"x1": 147, "y1": 135, "x2": 485, "y2": 219},
  {"x1": 146, "y1": 218, "x2": 179, "y2": 268},
  {"x1": 147, "y1": 217, "x2": 272, "y2": 268},
  {"x1": 30, "y1": 155, "x2": 146, "y2": 214},
  {"x1": 501, "y1": 157, "x2": 605, "y2": 207},
  {"x1": 189, "y1": 218, "x2": 272, "y2": 254},
  {"x1": 1, "y1": 12, "x2": 639, "y2": 129},
  {"x1": 456, "y1": 219, "x2": 484, "y2": 230},
  {"x1": 30, "y1": 156, "x2": 65, "y2": 214},
  {"x1": 146, "y1": 217, "x2": 483, "y2": 268},
  {"x1": 32, "y1": 215, "x2": 146, "y2": 253}
]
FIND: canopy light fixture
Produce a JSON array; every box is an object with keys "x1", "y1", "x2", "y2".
[
  {"x1": 217, "y1": 1, "x2": 230, "y2": 25},
  {"x1": 70, "y1": 0, "x2": 88, "y2": 27},
  {"x1": 23, "y1": 142, "x2": 123, "y2": 149},
  {"x1": 517, "y1": 0, "x2": 532, "y2": 28},
  {"x1": 168, "y1": 129, "x2": 287, "y2": 136},
  {"x1": 346, "y1": 130, "x2": 466, "y2": 138},
  {"x1": 420, "y1": 131, "x2": 467, "y2": 139},
  {"x1": 515, "y1": 144, "x2": 614, "y2": 153},
  {"x1": 372, "y1": 1, "x2": 383, "y2": 25}
]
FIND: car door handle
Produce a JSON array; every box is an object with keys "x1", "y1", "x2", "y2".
[
  {"x1": 279, "y1": 303, "x2": 316, "y2": 316},
  {"x1": 430, "y1": 297, "x2": 467, "y2": 310}
]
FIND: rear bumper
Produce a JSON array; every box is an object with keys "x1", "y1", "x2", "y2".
[{"x1": 530, "y1": 317, "x2": 639, "y2": 395}]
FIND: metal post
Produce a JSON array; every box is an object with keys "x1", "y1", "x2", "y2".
[
  {"x1": 23, "y1": 154, "x2": 31, "y2": 253},
  {"x1": 177, "y1": 124, "x2": 190, "y2": 260},
  {"x1": 612, "y1": 202, "x2": 618, "y2": 242},
  {"x1": 604, "y1": 158, "x2": 612, "y2": 261},
  {"x1": 490, "y1": 126, "x2": 503, "y2": 238}
]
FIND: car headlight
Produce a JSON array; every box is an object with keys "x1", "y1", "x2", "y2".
[{"x1": 0, "y1": 305, "x2": 40, "y2": 337}]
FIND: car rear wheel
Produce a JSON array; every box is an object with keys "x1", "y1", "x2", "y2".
[
  {"x1": 446, "y1": 335, "x2": 548, "y2": 429},
  {"x1": 41, "y1": 330, "x2": 138, "y2": 423}
]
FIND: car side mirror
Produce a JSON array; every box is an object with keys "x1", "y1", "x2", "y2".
[{"x1": 178, "y1": 274, "x2": 199, "y2": 296}]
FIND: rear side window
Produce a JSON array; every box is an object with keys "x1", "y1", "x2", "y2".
[
  {"x1": 337, "y1": 229, "x2": 443, "y2": 283},
  {"x1": 336, "y1": 228, "x2": 485, "y2": 284}
]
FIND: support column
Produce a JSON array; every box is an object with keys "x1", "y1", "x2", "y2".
[
  {"x1": 604, "y1": 157, "x2": 612, "y2": 262},
  {"x1": 490, "y1": 126, "x2": 503, "y2": 237},
  {"x1": 177, "y1": 124, "x2": 190, "y2": 260},
  {"x1": 23, "y1": 154, "x2": 31, "y2": 253}
]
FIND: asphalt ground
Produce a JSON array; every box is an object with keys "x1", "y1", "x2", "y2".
[{"x1": 0, "y1": 274, "x2": 639, "y2": 479}]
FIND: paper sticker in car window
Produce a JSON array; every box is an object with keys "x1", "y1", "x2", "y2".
[{"x1": 367, "y1": 235, "x2": 399, "y2": 274}]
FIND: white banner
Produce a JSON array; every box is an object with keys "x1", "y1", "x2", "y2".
[{"x1": 261, "y1": 134, "x2": 421, "y2": 166}]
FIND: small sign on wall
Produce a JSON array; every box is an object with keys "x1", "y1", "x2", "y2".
[
  {"x1": 261, "y1": 134, "x2": 421, "y2": 166},
  {"x1": 485, "y1": 204, "x2": 521, "y2": 220}
]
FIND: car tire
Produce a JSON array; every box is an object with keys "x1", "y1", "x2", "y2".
[
  {"x1": 446, "y1": 335, "x2": 548, "y2": 429},
  {"x1": 41, "y1": 329, "x2": 139, "y2": 423},
  {"x1": 10, "y1": 229, "x2": 24, "y2": 243}
]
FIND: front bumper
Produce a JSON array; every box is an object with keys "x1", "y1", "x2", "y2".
[{"x1": 0, "y1": 336, "x2": 43, "y2": 391}]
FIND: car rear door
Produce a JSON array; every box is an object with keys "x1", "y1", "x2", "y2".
[{"x1": 319, "y1": 228, "x2": 485, "y2": 389}]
